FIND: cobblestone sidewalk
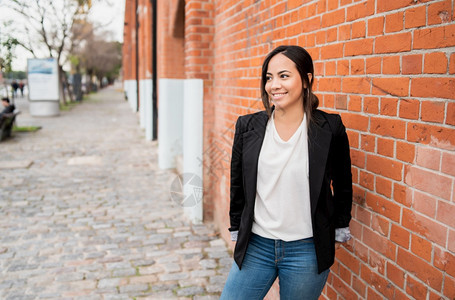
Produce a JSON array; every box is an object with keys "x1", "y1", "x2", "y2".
[{"x1": 0, "y1": 86, "x2": 230, "y2": 299}]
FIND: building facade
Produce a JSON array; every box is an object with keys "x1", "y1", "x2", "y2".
[{"x1": 123, "y1": 0, "x2": 455, "y2": 298}]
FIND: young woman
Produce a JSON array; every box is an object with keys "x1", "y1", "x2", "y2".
[{"x1": 221, "y1": 45, "x2": 353, "y2": 300}]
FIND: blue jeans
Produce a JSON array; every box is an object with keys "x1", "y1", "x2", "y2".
[{"x1": 221, "y1": 233, "x2": 329, "y2": 300}]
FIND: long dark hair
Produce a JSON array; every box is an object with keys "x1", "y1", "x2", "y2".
[{"x1": 261, "y1": 45, "x2": 319, "y2": 125}]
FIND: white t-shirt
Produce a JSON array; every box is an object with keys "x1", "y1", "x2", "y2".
[{"x1": 251, "y1": 112, "x2": 313, "y2": 241}]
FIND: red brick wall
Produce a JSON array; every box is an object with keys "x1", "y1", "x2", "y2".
[
  {"x1": 184, "y1": 0, "x2": 216, "y2": 220},
  {"x1": 138, "y1": 0, "x2": 152, "y2": 81},
  {"x1": 122, "y1": 0, "x2": 137, "y2": 81},
  {"x1": 199, "y1": 0, "x2": 455, "y2": 299},
  {"x1": 157, "y1": 0, "x2": 185, "y2": 79}
]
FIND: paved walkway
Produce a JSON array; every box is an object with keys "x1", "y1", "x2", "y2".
[{"x1": 0, "y1": 85, "x2": 230, "y2": 299}]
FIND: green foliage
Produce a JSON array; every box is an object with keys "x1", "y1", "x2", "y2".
[{"x1": 12, "y1": 126, "x2": 42, "y2": 132}]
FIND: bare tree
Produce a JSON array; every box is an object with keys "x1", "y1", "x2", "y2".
[
  {"x1": 71, "y1": 25, "x2": 122, "y2": 91},
  {"x1": 2, "y1": 0, "x2": 95, "y2": 103}
]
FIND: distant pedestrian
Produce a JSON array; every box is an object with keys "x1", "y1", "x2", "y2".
[
  {"x1": 11, "y1": 81, "x2": 19, "y2": 99},
  {"x1": 221, "y1": 45, "x2": 353, "y2": 300},
  {"x1": 19, "y1": 81, "x2": 25, "y2": 97}
]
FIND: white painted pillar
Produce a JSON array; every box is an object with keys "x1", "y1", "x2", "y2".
[
  {"x1": 183, "y1": 79, "x2": 204, "y2": 223},
  {"x1": 158, "y1": 79, "x2": 184, "y2": 169},
  {"x1": 145, "y1": 79, "x2": 154, "y2": 141}
]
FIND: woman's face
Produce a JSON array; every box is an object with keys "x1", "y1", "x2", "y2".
[{"x1": 265, "y1": 53, "x2": 304, "y2": 112}]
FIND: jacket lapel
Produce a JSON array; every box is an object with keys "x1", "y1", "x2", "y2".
[
  {"x1": 308, "y1": 113, "x2": 332, "y2": 216},
  {"x1": 242, "y1": 111, "x2": 268, "y2": 205}
]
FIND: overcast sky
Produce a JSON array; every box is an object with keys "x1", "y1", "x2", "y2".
[{"x1": 1, "y1": 0, "x2": 126, "y2": 71}]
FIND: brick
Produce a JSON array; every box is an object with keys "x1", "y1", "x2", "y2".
[
  {"x1": 380, "y1": 97, "x2": 397, "y2": 116},
  {"x1": 414, "y1": 24, "x2": 455, "y2": 49},
  {"x1": 450, "y1": 53, "x2": 455, "y2": 74},
  {"x1": 342, "y1": 77, "x2": 370, "y2": 94},
  {"x1": 398, "y1": 248, "x2": 443, "y2": 291},
  {"x1": 360, "y1": 170, "x2": 374, "y2": 190},
  {"x1": 372, "y1": 77, "x2": 409, "y2": 97},
  {"x1": 436, "y1": 200, "x2": 455, "y2": 229},
  {"x1": 356, "y1": 205, "x2": 371, "y2": 227},
  {"x1": 441, "y1": 151, "x2": 455, "y2": 176},
  {"x1": 360, "y1": 264, "x2": 394, "y2": 299},
  {"x1": 428, "y1": 0, "x2": 452, "y2": 25},
  {"x1": 347, "y1": 0, "x2": 374, "y2": 21},
  {"x1": 375, "y1": 32, "x2": 412, "y2": 54},
  {"x1": 352, "y1": 21, "x2": 366, "y2": 38},
  {"x1": 421, "y1": 101, "x2": 445, "y2": 123},
  {"x1": 434, "y1": 247, "x2": 455, "y2": 277},
  {"x1": 347, "y1": 129, "x2": 360, "y2": 148},
  {"x1": 353, "y1": 240, "x2": 369, "y2": 263},
  {"x1": 394, "y1": 183, "x2": 412, "y2": 207},
  {"x1": 368, "y1": 16, "x2": 384, "y2": 36},
  {"x1": 367, "y1": 286, "x2": 383, "y2": 300},
  {"x1": 321, "y1": 43, "x2": 344, "y2": 59},
  {"x1": 338, "y1": 24, "x2": 351, "y2": 40},
  {"x1": 337, "y1": 247, "x2": 361, "y2": 274},
  {"x1": 405, "y1": 165, "x2": 452, "y2": 200},
  {"x1": 366, "y1": 192, "x2": 401, "y2": 222},
  {"x1": 447, "y1": 102, "x2": 455, "y2": 125},
  {"x1": 352, "y1": 275, "x2": 366, "y2": 297},
  {"x1": 372, "y1": 215, "x2": 390, "y2": 236},
  {"x1": 390, "y1": 224, "x2": 410, "y2": 249},
  {"x1": 387, "y1": 262, "x2": 405, "y2": 288},
  {"x1": 375, "y1": 176, "x2": 392, "y2": 197},
  {"x1": 366, "y1": 57, "x2": 381, "y2": 74},
  {"x1": 370, "y1": 117, "x2": 406, "y2": 139},
  {"x1": 363, "y1": 227, "x2": 396, "y2": 260},
  {"x1": 324, "y1": 94, "x2": 335, "y2": 108},
  {"x1": 413, "y1": 190, "x2": 437, "y2": 218},
  {"x1": 336, "y1": 94, "x2": 347, "y2": 110},
  {"x1": 348, "y1": 95, "x2": 362, "y2": 112},
  {"x1": 405, "y1": 5, "x2": 427, "y2": 29},
  {"x1": 377, "y1": 0, "x2": 412, "y2": 13},
  {"x1": 424, "y1": 52, "x2": 448, "y2": 74},
  {"x1": 411, "y1": 234, "x2": 432, "y2": 262},
  {"x1": 351, "y1": 149, "x2": 365, "y2": 168},
  {"x1": 338, "y1": 59, "x2": 350, "y2": 75},
  {"x1": 402, "y1": 208, "x2": 448, "y2": 246},
  {"x1": 444, "y1": 276, "x2": 455, "y2": 298},
  {"x1": 382, "y1": 56, "x2": 400, "y2": 74},
  {"x1": 402, "y1": 54, "x2": 422, "y2": 75},
  {"x1": 450, "y1": 230, "x2": 455, "y2": 253},
  {"x1": 385, "y1": 12, "x2": 404, "y2": 33},
  {"x1": 339, "y1": 264, "x2": 352, "y2": 284},
  {"x1": 322, "y1": 8, "x2": 345, "y2": 27},
  {"x1": 407, "y1": 123, "x2": 455, "y2": 151},
  {"x1": 350, "y1": 58, "x2": 364, "y2": 75},
  {"x1": 415, "y1": 146, "x2": 441, "y2": 170},
  {"x1": 318, "y1": 77, "x2": 342, "y2": 92},
  {"x1": 361, "y1": 134, "x2": 375, "y2": 152},
  {"x1": 406, "y1": 275, "x2": 428, "y2": 299},
  {"x1": 363, "y1": 96, "x2": 378, "y2": 114},
  {"x1": 377, "y1": 137, "x2": 394, "y2": 157},
  {"x1": 325, "y1": 61, "x2": 336, "y2": 76},
  {"x1": 345, "y1": 39, "x2": 374, "y2": 56},
  {"x1": 399, "y1": 99, "x2": 420, "y2": 120},
  {"x1": 332, "y1": 273, "x2": 358, "y2": 300}
]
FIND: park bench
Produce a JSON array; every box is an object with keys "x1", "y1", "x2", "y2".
[{"x1": 0, "y1": 110, "x2": 20, "y2": 141}]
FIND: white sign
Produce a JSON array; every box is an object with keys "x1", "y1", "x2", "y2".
[{"x1": 27, "y1": 58, "x2": 59, "y2": 101}]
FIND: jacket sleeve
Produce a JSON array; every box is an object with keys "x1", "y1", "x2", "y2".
[
  {"x1": 331, "y1": 115, "x2": 353, "y2": 229},
  {"x1": 229, "y1": 116, "x2": 245, "y2": 232}
]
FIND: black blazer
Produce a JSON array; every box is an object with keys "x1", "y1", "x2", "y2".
[{"x1": 229, "y1": 109, "x2": 352, "y2": 274}]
